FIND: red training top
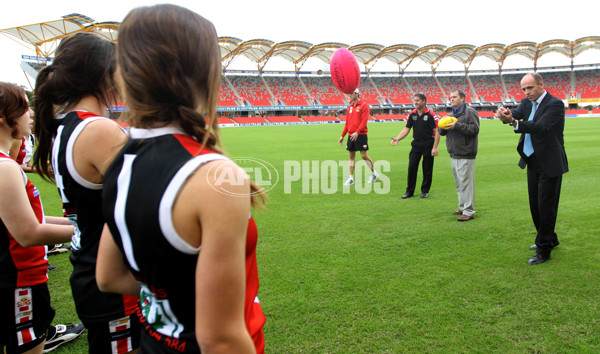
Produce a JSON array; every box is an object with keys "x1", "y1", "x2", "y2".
[
  {"x1": 0, "y1": 152, "x2": 48, "y2": 288},
  {"x1": 342, "y1": 99, "x2": 370, "y2": 137}
]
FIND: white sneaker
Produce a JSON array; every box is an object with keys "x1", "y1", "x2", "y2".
[
  {"x1": 43, "y1": 323, "x2": 85, "y2": 352},
  {"x1": 47, "y1": 244, "x2": 70, "y2": 256},
  {"x1": 343, "y1": 177, "x2": 354, "y2": 186},
  {"x1": 367, "y1": 172, "x2": 379, "y2": 183}
]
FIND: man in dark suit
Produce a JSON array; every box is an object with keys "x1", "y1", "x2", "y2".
[{"x1": 496, "y1": 72, "x2": 569, "y2": 265}]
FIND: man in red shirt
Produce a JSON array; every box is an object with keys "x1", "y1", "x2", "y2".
[{"x1": 338, "y1": 89, "x2": 378, "y2": 186}]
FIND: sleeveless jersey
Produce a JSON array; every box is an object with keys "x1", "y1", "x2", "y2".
[
  {"x1": 14, "y1": 135, "x2": 34, "y2": 167},
  {"x1": 0, "y1": 152, "x2": 48, "y2": 288},
  {"x1": 52, "y1": 111, "x2": 138, "y2": 323},
  {"x1": 102, "y1": 127, "x2": 266, "y2": 353}
]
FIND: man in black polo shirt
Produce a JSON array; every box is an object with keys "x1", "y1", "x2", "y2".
[{"x1": 391, "y1": 93, "x2": 440, "y2": 199}]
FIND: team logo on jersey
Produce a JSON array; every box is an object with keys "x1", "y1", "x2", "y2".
[
  {"x1": 16, "y1": 296, "x2": 31, "y2": 308},
  {"x1": 349, "y1": 107, "x2": 354, "y2": 114},
  {"x1": 33, "y1": 187, "x2": 40, "y2": 197},
  {"x1": 424, "y1": 116, "x2": 428, "y2": 121}
]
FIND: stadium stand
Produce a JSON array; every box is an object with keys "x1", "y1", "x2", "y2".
[
  {"x1": 357, "y1": 78, "x2": 382, "y2": 105},
  {"x1": 437, "y1": 76, "x2": 476, "y2": 103},
  {"x1": 575, "y1": 69, "x2": 600, "y2": 99},
  {"x1": 219, "y1": 79, "x2": 239, "y2": 107},
  {"x1": 469, "y1": 74, "x2": 505, "y2": 103},
  {"x1": 231, "y1": 116, "x2": 269, "y2": 124},
  {"x1": 565, "y1": 109, "x2": 588, "y2": 115},
  {"x1": 371, "y1": 76, "x2": 413, "y2": 104},
  {"x1": 265, "y1": 116, "x2": 303, "y2": 123},
  {"x1": 264, "y1": 76, "x2": 310, "y2": 106},
  {"x1": 541, "y1": 71, "x2": 572, "y2": 100},
  {"x1": 479, "y1": 111, "x2": 496, "y2": 118},
  {"x1": 215, "y1": 70, "x2": 599, "y2": 110},
  {"x1": 4, "y1": 18, "x2": 599, "y2": 115},
  {"x1": 302, "y1": 116, "x2": 340, "y2": 122},
  {"x1": 302, "y1": 76, "x2": 346, "y2": 105},
  {"x1": 374, "y1": 114, "x2": 407, "y2": 120},
  {"x1": 217, "y1": 117, "x2": 236, "y2": 125},
  {"x1": 502, "y1": 73, "x2": 527, "y2": 101},
  {"x1": 405, "y1": 76, "x2": 444, "y2": 104},
  {"x1": 227, "y1": 75, "x2": 273, "y2": 106}
]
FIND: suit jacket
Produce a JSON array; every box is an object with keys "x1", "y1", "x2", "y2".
[{"x1": 511, "y1": 92, "x2": 568, "y2": 177}]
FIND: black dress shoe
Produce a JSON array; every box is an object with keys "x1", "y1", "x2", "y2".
[
  {"x1": 527, "y1": 251, "x2": 550, "y2": 265},
  {"x1": 401, "y1": 193, "x2": 413, "y2": 199},
  {"x1": 420, "y1": 192, "x2": 429, "y2": 198}
]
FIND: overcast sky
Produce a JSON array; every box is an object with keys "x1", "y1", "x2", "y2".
[{"x1": 1, "y1": 0, "x2": 599, "y2": 87}]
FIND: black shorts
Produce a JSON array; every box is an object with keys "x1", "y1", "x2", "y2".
[
  {"x1": 0, "y1": 283, "x2": 55, "y2": 353},
  {"x1": 85, "y1": 313, "x2": 141, "y2": 354},
  {"x1": 346, "y1": 134, "x2": 369, "y2": 151}
]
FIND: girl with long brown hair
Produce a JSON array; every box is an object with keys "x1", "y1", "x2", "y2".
[{"x1": 96, "y1": 4, "x2": 266, "y2": 353}]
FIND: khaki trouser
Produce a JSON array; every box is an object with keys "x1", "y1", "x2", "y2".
[{"x1": 451, "y1": 158, "x2": 476, "y2": 217}]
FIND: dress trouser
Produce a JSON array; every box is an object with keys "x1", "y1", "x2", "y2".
[
  {"x1": 406, "y1": 146, "x2": 434, "y2": 194},
  {"x1": 526, "y1": 154, "x2": 562, "y2": 252},
  {"x1": 451, "y1": 158, "x2": 475, "y2": 217}
]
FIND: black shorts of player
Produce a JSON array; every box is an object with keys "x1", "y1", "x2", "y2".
[
  {"x1": 0, "y1": 283, "x2": 55, "y2": 353},
  {"x1": 346, "y1": 134, "x2": 369, "y2": 151},
  {"x1": 85, "y1": 313, "x2": 141, "y2": 354}
]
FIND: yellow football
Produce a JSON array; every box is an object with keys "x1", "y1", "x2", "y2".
[{"x1": 438, "y1": 116, "x2": 457, "y2": 129}]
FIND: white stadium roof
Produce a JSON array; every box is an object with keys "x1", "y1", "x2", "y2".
[{"x1": 1, "y1": 14, "x2": 599, "y2": 72}]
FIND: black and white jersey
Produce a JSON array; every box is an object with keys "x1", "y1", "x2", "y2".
[
  {"x1": 103, "y1": 127, "x2": 265, "y2": 352},
  {"x1": 52, "y1": 111, "x2": 138, "y2": 323}
]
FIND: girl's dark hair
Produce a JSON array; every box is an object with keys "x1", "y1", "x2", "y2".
[
  {"x1": 32, "y1": 32, "x2": 117, "y2": 181},
  {"x1": 118, "y1": 4, "x2": 264, "y2": 205},
  {"x1": 0, "y1": 82, "x2": 28, "y2": 139}
]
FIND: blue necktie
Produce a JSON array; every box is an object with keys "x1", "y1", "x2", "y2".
[{"x1": 523, "y1": 101, "x2": 537, "y2": 157}]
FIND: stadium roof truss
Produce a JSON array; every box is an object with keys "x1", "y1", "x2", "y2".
[
  {"x1": 0, "y1": 14, "x2": 118, "y2": 58},
  {"x1": 259, "y1": 40, "x2": 314, "y2": 71},
  {"x1": 2, "y1": 15, "x2": 599, "y2": 73},
  {"x1": 294, "y1": 42, "x2": 347, "y2": 70},
  {"x1": 349, "y1": 43, "x2": 385, "y2": 70}
]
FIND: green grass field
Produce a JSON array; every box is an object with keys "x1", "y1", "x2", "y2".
[{"x1": 36, "y1": 117, "x2": 600, "y2": 352}]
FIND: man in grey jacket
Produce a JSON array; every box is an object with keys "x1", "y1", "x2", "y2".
[{"x1": 439, "y1": 89, "x2": 480, "y2": 221}]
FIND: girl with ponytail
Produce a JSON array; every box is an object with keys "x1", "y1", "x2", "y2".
[{"x1": 32, "y1": 32, "x2": 140, "y2": 353}]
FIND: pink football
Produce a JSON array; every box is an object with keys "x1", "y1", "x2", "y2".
[{"x1": 330, "y1": 48, "x2": 361, "y2": 94}]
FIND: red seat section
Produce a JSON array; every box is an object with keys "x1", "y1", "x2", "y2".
[
  {"x1": 437, "y1": 76, "x2": 475, "y2": 103},
  {"x1": 372, "y1": 77, "x2": 413, "y2": 104},
  {"x1": 228, "y1": 75, "x2": 272, "y2": 107},
  {"x1": 302, "y1": 116, "x2": 340, "y2": 122},
  {"x1": 231, "y1": 117, "x2": 269, "y2": 124},
  {"x1": 469, "y1": 74, "x2": 504, "y2": 103},
  {"x1": 265, "y1": 116, "x2": 303, "y2": 123},
  {"x1": 303, "y1": 76, "x2": 346, "y2": 105},
  {"x1": 405, "y1": 76, "x2": 443, "y2": 104},
  {"x1": 575, "y1": 69, "x2": 600, "y2": 99},
  {"x1": 219, "y1": 80, "x2": 239, "y2": 107},
  {"x1": 263, "y1": 76, "x2": 309, "y2": 106}
]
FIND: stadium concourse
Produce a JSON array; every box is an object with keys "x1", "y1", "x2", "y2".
[{"x1": 2, "y1": 14, "x2": 600, "y2": 126}]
